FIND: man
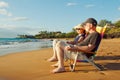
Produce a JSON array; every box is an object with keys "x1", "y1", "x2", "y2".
[{"x1": 51, "y1": 18, "x2": 101, "y2": 73}]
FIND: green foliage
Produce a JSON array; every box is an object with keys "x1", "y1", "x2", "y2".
[
  {"x1": 33, "y1": 28, "x2": 78, "y2": 39},
  {"x1": 98, "y1": 19, "x2": 112, "y2": 27},
  {"x1": 103, "y1": 27, "x2": 120, "y2": 38},
  {"x1": 106, "y1": 27, "x2": 120, "y2": 34},
  {"x1": 114, "y1": 20, "x2": 120, "y2": 28},
  {"x1": 105, "y1": 27, "x2": 111, "y2": 33},
  {"x1": 35, "y1": 31, "x2": 60, "y2": 39},
  {"x1": 17, "y1": 35, "x2": 35, "y2": 38},
  {"x1": 66, "y1": 31, "x2": 77, "y2": 38},
  {"x1": 56, "y1": 33, "x2": 66, "y2": 38}
]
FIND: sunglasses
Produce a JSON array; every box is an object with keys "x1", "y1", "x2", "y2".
[{"x1": 75, "y1": 28, "x2": 83, "y2": 30}]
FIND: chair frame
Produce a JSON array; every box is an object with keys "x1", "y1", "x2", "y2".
[{"x1": 68, "y1": 25, "x2": 107, "y2": 72}]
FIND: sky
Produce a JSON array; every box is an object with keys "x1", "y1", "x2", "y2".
[{"x1": 0, "y1": 0, "x2": 120, "y2": 38}]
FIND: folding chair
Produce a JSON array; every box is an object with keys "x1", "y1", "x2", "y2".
[{"x1": 68, "y1": 24, "x2": 107, "y2": 72}]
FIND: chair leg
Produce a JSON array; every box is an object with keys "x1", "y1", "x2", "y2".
[
  {"x1": 68, "y1": 51, "x2": 73, "y2": 71},
  {"x1": 70, "y1": 53, "x2": 79, "y2": 72},
  {"x1": 69, "y1": 59, "x2": 73, "y2": 71},
  {"x1": 84, "y1": 56, "x2": 103, "y2": 71}
]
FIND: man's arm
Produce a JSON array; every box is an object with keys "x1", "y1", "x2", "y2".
[
  {"x1": 66, "y1": 44, "x2": 95, "y2": 53},
  {"x1": 76, "y1": 44, "x2": 95, "y2": 52}
]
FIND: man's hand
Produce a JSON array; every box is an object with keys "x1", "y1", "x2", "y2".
[
  {"x1": 65, "y1": 45, "x2": 72, "y2": 50},
  {"x1": 65, "y1": 45, "x2": 79, "y2": 52}
]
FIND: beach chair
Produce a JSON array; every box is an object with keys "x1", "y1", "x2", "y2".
[{"x1": 68, "y1": 24, "x2": 107, "y2": 72}]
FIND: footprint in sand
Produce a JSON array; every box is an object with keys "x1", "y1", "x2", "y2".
[
  {"x1": 99, "y1": 71, "x2": 108, "y2": 75},
  {"x1": 107, "y1": 52, "x2": 113, "y2": 55}
]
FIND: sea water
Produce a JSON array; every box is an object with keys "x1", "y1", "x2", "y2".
[{"x1": 0, "y1": 38, "x2": 52, "y2": 56}]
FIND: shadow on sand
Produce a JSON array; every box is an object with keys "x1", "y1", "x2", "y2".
[
  {"x1": 94, "y1": 55, "x2": 120, "y2": 61},
  {"x1": 94, "y1": 55, "x2": 120, "y2": 70},
  {"x1": 72, "y1": 56, "x2": 120, "y2": 72}
]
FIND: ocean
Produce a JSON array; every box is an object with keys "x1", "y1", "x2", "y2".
[{"x1": 0, "y1": 38, "x2": 52, "y2": 56}]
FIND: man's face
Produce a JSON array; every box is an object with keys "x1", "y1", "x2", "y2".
[{"x1": 84, "y1": 23, "x2": 91, "y2": 32}]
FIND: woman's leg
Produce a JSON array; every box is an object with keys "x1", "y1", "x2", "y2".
[{"x1": 48, "y1": 39, "x2": 59, "y2": 62}]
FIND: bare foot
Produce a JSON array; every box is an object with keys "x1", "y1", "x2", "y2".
[
  {"x1": 47, "y1": 57, "x2": 58, "y2": 62},
  {"x1": 51, "y1": 67, "x2": 66, "y2": 73},
  {"x1": 51, "y1": 63, "x2": 59, "y2": 67}
]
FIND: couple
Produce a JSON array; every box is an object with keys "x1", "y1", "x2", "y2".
[{"x1": 48, "y1": 18, "x2": 101, "y2": 73}]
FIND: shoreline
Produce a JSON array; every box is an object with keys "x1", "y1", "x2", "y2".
[
  {"x1": 0, "y1": 38, "x2": 52, "y2": 56},
  {"x1": 0, "y1": 43, "x2": 52, "y2": 57},
  {"x1": 0, "y1": 47, "x2": 52, "y2": 57},
  {"x1": 0, "y1": 38, "x2": 120, "y2": 80}
]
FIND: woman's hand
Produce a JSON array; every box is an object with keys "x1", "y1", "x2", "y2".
[{"x1": 66, "y1": 41, "x2": 75, "y2": 45}]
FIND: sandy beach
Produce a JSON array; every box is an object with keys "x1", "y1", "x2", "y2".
[{"x1": 0, "y1": 38, "x2": 120, "y2": 80}]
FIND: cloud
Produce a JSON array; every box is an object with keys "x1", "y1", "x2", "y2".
[
  {"x1": 0, "y1": 24, "x2": 17, "y2": 30},
  {"x1": 0, "y1": 28, "x2": 17, "y2": 38},
  {"x1": 85, "y1": 4, "x2": 95, "y2": 8},
  {"x1": 0, "y1": 1, "x2": 12, "y2": 16},
  {"x1": 7, "y1": 12, "x2": 12, "y2": 16},
  {"x1": 66, "y1": 2, "x2": 77, "y2": 6},
  {"x1": 12, "y1": 17, "x2": 29, "y2": 21},
  {"x1": 0, "y1": 8, "x2": 12, "y2": 16},
  {"x1": 0, "y1": 1, "x2": 8, "y2": 8},
  {"x1": 9, "y1": 17, "x2": 29, "y2": 21},
  {"x1": 0, "y1": 8, "x2": 7, "y2": 14},
  {"x1": 0, "y1": 24, "x2": 43, "y2": 38},
  {"x1": 0, "y1": 1, "x2": 27, "y2": 20},
  {"x1": 118, "y1": 7, "x2": 120, "y2": 10}
]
